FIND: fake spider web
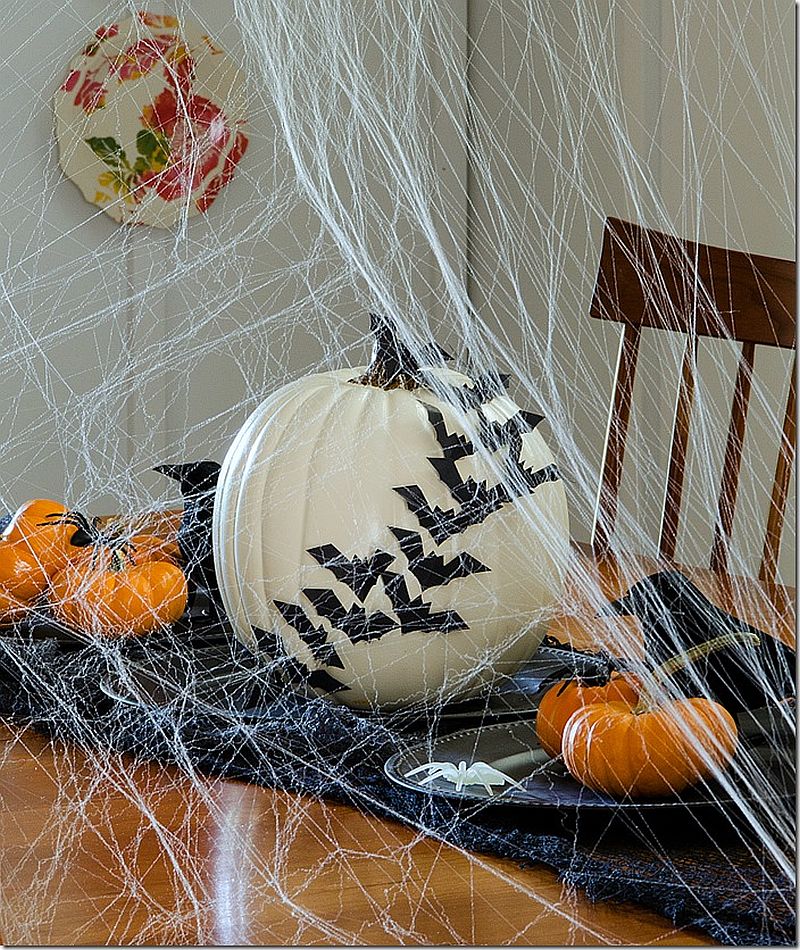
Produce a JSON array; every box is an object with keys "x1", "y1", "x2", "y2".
[{"x1": 0, "y1": 0, "x2": 795, "y2": 945}]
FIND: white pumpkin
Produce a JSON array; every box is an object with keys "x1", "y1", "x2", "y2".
[{"x1": 213, "y1": 317, "x2": 569, "y2": 709}]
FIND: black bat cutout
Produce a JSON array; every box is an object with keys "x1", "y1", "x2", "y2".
[
  {"x1": 274, "y1": 600, "x2": 345, "y2": 669},
  {"x1": 422, "y1": 404, "x2": 475, "y2": 460},
  {"x1": 421, "y1": 404, "x2": 546, "y2": 505},
  {"x1": 478, "y1": 410, "x2": 544, "y2": 453},
  {"x1": 307, "y1": 544, "x2": 395, "y2": 600},
  {"x1": 504, "y1": 452, "x2": 562, "y2": 498},
  {"x1": 393, "y1": 483, "x2": 503, "y2": 544},
  {"x1": 394, "y1": 463, "x2": 561, "y2": 544},
  {"x1": 381, "y1": 571, "x2": 469, "y2": 634},
  {"x1": 422, "y1": 404, "x2": 501, "y2": 506},
  {"x1": 303, "y1": 588, "x2": 397, "y2": 644},
  {"x1": 425, "y1": 457, "x2": 479, "y2": 499},
  {"x1": 389, "y1": 526, "x2": 490, "y2": 590},
  {"x1": 154, "y1": 461, "x2": 222, "y2": 615}
]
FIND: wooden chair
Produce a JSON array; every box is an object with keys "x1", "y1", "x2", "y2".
[{"x1": 589, "y1": 216, "x2": 796, "y2": 585}]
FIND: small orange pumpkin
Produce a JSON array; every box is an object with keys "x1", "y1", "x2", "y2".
[
  {"x1": 2, "y1": 499, "x2": 76, "y2": 576},
  {"x1": 0, "y1": 499, "x2": 79, "y2": 618},
  {"x1": 558, "y1": 633, "x2": 757, "y2": 798},
  {"x1": 0, "y1": 540, "x2": 48, "y2": 603},
  {"x1": 0, "y1": 587, "x2": 32, "y2": 625},
  {"x1": 536, "y1": 673, "x2": 639, "y2": 757},
  {"x1": 561, "y1": 695, "x2": 737, "y2": 798},
  {"x1": 51, "y1": 541, "x2": 187, "y2": 637},
  {"x1": 48, "y1": 516, "x2": 187, "y2": 638}
]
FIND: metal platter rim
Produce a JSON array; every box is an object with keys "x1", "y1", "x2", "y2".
[{"x1": 384, "y1": 719, "x2": 789, "y2": 812}]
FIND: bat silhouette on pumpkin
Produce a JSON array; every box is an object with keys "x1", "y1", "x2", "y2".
[
  {"x1": 477, "y1": 410, "x2": 544, "y2": 453},
  {"x1": 420, "y1": 405, "x2": 477, "y2": 504},
  {"x1": 389, "y1": 526, "x2": 489, "y2": 590},
  {"x1": 395, "y1": 463, "x2": 561, "y2": 545},
  {"x1": 399, "y1": 403, "x2": 559, "y2": 543},
  {"x1": 154, "y1": 461, "x2": 221, "y2": 614},
  {"x1": 273, "y1": 600, "x2": 344, "y2": 668},
  {"x1": 308, "y1": 535, "x2": 488, "y2": 600},
  {"x1": 307, "y1": 544, "x2": 395, "y2": 600},
  {"x1": 303, "y1": 577, "x2": 467, "y2": 642},
  {"x1": 250, "y1": 623, "x2": 350, "y2": 695},
  {"x1": 275, "y1": 523, "x2": 483, "y2": 662},
  {"x1": 301, "y1": 588, "x2": 396, "y2": 644},
  {"x1": 600, "y1": 570, "x2": 796, "y2": 715},
  {"x1": 380, "y1": 570, "x2": 469, "y2": 634},
  {"x1": 421, "y1": 405, "x2": 475, "y2": 460},
  {"x1": 422, "y1": 403, "x2": 543, "y2": 467}
]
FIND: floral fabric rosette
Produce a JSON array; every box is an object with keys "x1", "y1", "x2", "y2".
[{"x1": 55, "y1": 11, "x2": 248, "y2": 227}]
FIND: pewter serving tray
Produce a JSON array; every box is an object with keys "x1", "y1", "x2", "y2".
[{"x1": 384, "y1": 715, "x2": 795, "y2": 810}]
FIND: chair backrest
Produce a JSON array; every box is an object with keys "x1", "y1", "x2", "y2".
[{"x1": 589, "y1": 216, "x2": 796, "y2": 583}]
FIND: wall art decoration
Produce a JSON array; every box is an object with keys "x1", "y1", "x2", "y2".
[
  {"x1": 212, "y1": 315, "x2": 570, "y2": 709},
  {"x1": 54, "y1": 11, "x2": 248, "y2": 226}
]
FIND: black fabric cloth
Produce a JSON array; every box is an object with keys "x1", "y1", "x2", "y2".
[{"x1": 0, "y1": 635, "x2": 794, "y2": 947}]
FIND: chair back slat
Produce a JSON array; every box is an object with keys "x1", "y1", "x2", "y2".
[
  {"x1": 658, "y1": 336, "x2": 697, "y2": 561},
  {"x1": 589, "y1": 216, "x2": 796, "y2": 573},
  {"x1": 710, "y1": 342, "x2": 756, "y2": 573},
  {"x1": 591, "y1": 322, "x2": 641, "y2": 555},
  {"x1": 761, "y1": 355, "x2": 796, "y2": 585}
]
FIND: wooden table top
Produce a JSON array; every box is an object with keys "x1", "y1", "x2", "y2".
[{"x1": 0, "y1": 546, "x2": 793, "y2": 946}]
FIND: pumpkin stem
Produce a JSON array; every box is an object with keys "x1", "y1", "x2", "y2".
[
  {"x1": 632, "y1": 631, "x2": 761, "y2": 714},
  {"x1": 350, "y1": 313, "x2": 448, "y2": 391}
]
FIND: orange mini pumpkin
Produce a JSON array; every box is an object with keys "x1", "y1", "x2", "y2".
[
  {"x1": 2, "y1": 499, "x2": 76, "y2": 576},
  {"x1": 48, "y1": 515, "x2": 188, "y2": 637},
  {"x1": 0, "y1": 499, "x2": 80, "y2": 617},
  {"x1": 561, "y1": 695, "x2": 737, "y2": 798},
  {"x1": 51, "y1": 541, "x2": 187, "y2": 638},
  {"x1": 0, "y1": 587, "x2": 32, "y2": 625},
  {"x1": 536, "y1": 673, "x2": 639, "y2": 758}
]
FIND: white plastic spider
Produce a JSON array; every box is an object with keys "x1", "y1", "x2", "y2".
[{"x1": 405, "y1": 759, "x2": 522, "y2": 796}]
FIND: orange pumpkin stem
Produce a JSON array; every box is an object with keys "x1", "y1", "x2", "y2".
[{"x1": 632, "y1": 631, "x2": 761, "y2": 714}]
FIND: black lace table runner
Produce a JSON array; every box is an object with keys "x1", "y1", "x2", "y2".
[{"x1": 0, "y1": 631, "x2": 794, "y2": 947}]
